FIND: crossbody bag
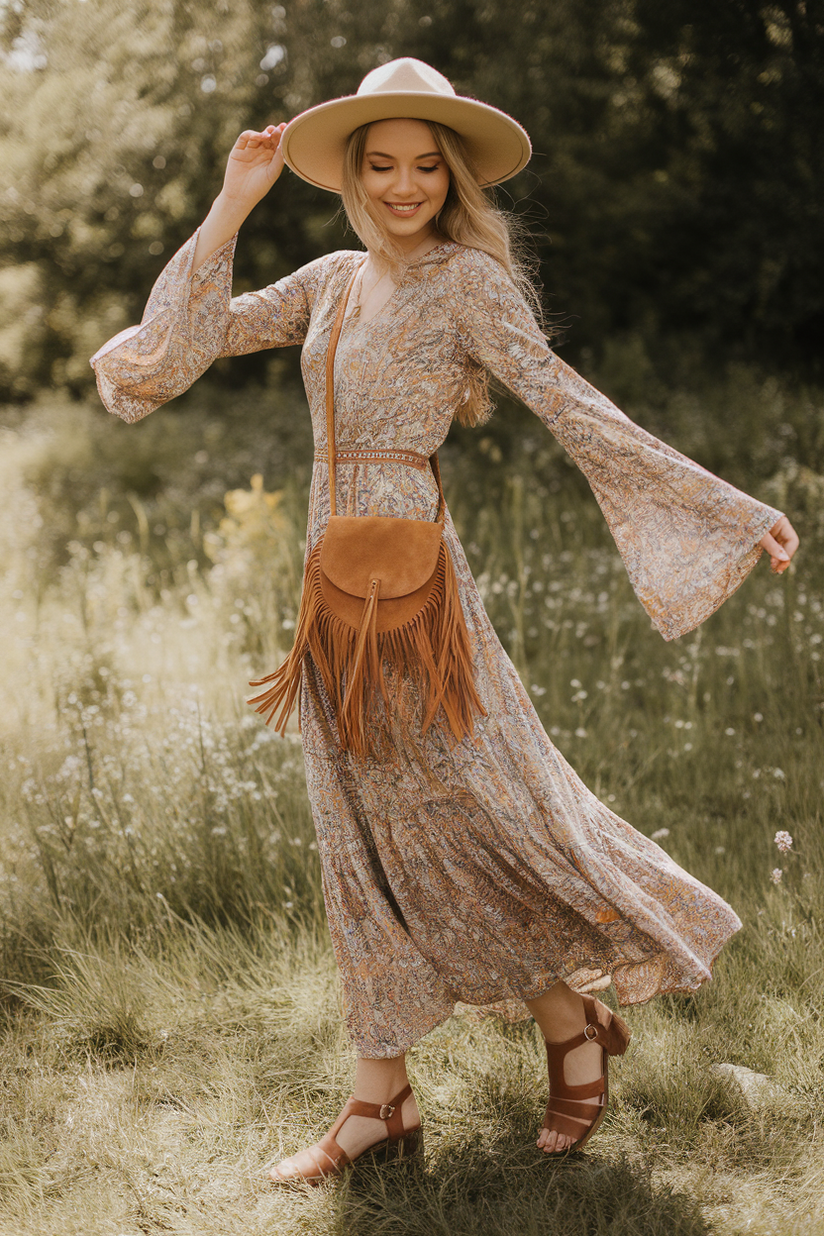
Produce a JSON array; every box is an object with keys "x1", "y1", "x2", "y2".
[{"x1": 248, "y1": 264, "x2": 485, "y2": 756}]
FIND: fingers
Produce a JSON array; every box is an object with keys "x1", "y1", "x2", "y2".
[
  {"x1": 761, "y1": 531, "x2": 790, "y2": 571},
  {"x1": 235, "y1": 122, "x2": 287, "y2": 151},
  {"x1": 760, "y1": 515, "x2": 799, "y2": 574},
  {"x1": 772, "y1": 515, "x2": 800, "y2": 557}
]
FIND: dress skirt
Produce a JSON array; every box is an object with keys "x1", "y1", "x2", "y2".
[{"x1": 301, "y1": 502, "x2": 744, "y2": 1057}]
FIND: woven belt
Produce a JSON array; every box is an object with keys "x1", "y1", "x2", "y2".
[{"x1": 314, "y1": 447, "x2": 429, "y2": 471}]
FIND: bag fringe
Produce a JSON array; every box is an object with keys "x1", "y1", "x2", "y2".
[{"x1": 248, "y1": 540, "x2": 485, "y2": 758}]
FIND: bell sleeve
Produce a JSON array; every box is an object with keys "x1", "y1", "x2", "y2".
[
  {"x1": 453, "y1": 248, "x2": 782, "y2": 641},
  {"x1": 90, "y1": 229, "x2": 324, "y2": 424}
]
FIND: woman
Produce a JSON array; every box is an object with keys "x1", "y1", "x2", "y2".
[{"x1": 91, "y1": 58, "x2": 798, "y2": 1179}]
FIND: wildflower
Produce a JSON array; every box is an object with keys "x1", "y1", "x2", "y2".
[
  {"x1": 774, "y1": 830, "x2": 793, "y2": 853},
  {"x1": 770, "y1": 868, "x2": 783, "y2": 885}
]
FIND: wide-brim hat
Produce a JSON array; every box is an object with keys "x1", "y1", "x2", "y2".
[{"x1": 280, "y1": 57, "x2": 532, "y2": 193}]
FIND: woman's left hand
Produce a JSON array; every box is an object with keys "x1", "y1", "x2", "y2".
[{"x1": 760, "y1": 515, "x2": 799, "y2": 574}]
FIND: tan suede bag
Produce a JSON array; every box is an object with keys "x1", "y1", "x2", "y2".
[{"x1": 248, "y1": 266, "x2": 484, "y2": 756}]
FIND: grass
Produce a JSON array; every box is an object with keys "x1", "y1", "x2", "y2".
[{"x1": 1, "y1": 374, "x2": 823, "y2": 1235}]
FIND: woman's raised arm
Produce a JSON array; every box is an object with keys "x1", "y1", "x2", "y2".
[
  {"x1": 90, "y1": 122, "x2": 332, "y2": 425},
  {"x1": 192, "y1": 123, "x2": 288, "y2": 271}
]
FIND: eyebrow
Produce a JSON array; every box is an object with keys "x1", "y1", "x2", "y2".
[{"x1": 365, "y1": 150, "x2": 442, "y2": 160}]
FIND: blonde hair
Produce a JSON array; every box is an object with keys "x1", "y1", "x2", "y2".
[{"x1": 340, "y1": 120, "x2": 541, "y2": 427}]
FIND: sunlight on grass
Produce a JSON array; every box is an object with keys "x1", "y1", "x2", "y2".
[{"x1": 1, "y1": 386, "x2": 823, "y2": 1234}]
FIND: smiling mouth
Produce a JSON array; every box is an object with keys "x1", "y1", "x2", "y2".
[{"x1": 385, "y1": 202, "x2": 422, "y2": 213}]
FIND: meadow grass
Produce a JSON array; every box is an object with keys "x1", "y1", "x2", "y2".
[{"x1": 1, "y1": 381, "x2": 823, "y2": 1235}]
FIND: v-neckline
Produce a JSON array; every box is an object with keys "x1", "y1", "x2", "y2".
[
  {"x1": 343, "y1": 241, "x2": 456, "y2": 331},
  {"x1": 346, "y1": 259, "x2": 396, "y2": 331}
]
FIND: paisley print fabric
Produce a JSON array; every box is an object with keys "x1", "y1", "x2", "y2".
[{"x1": 92, "y1": 232, "x2": 781, "y2": 1057}]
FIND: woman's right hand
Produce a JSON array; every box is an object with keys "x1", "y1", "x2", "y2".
[
  {"x1": 191, "y1": 123, "x2": 289, "y2": 271},
  {"x1": 219, "y1": 122, "x2": 288, "y2": 212}
]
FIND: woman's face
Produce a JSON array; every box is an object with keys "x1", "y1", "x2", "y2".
[{"x1": 360, "y1": 118, "x2": 450, "y2": 253}]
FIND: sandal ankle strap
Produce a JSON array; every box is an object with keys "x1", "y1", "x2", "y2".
[
  {"x1": 346, "y1": 1082, "x2": 412, "y2": 1121},
  {"x1": 337, "y1": 1082, "x2": 413, "y2": 1142},
  {"x1": 544, "y1": 997, "x2": 631, "y2": 1061}
]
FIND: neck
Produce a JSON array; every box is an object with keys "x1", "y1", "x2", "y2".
[
  {"x1": 399, "y1": 228, "x2": 440, "y2": 260},
  {"x1": 367, "y1": 229, "x2": 443, "y2": 276}
]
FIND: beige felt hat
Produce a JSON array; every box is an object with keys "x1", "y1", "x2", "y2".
[{"x1": 280, "y1": 58, "x2": 532, "y2": 193}]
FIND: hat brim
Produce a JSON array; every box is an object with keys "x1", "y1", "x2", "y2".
[{"x1": 280, "y1": 92, "x2": 531, "y2": 193}]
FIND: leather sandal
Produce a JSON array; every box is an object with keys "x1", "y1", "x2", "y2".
[
  {"x1": 540, "y1": 994, "x2": 631, "y2": 1155},
  {"x1": 269, "y1": 1083, "x2": 423, "y2": 1185}
]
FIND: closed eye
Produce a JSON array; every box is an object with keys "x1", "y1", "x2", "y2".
[{"x1": 366, "y1": 162, "x2": 443, "y2": 173}]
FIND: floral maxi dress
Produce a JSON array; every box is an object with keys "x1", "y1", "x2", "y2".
[{"x1": 92, "y1": 234, "x2": 781, "y2": 1058}]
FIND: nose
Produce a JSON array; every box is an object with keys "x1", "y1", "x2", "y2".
[{"x1": 391, "y1": 164, "x2": 417, "y2": 196}]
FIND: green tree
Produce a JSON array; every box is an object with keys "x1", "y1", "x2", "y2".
[{"x1": 1, "y1": 0, "x2": 822, "y2": 401}]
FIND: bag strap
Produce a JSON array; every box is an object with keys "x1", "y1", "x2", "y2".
[
  {"x1": 325, "y1": 265, "x2": 361, "y2": 518},
  {"x1": 325, "y1": 260, "x2": 445, "y2": 522}
]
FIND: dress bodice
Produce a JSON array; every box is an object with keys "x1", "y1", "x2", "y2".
[{"x1": 90, "y1": 230, "x2": 781, "y2": 641}]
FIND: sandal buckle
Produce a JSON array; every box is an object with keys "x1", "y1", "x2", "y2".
[
  {"x1": 379, "y1": 1103, "x2": 395, "y2": 1120},
  {"x1": 584, "y1": 1023, "x2": 599, "y2": 1041}
]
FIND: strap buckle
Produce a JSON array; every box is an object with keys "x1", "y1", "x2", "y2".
[
  {"x1": 584, "y1": 1023, "x2": 599, "y2": 1041},
  {"x1": 379, "y1": 1103, "x2": 395, "y2": 1120}
]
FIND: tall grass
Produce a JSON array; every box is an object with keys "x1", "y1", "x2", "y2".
[{"x1": 1, "y1": 373, "x2": 823, "y2": 1235}]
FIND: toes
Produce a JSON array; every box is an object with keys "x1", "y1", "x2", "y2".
[
  {"x1": 269, "y1": 1154, "x2": 305, "y2": 1182},
  {"x1": 538, "y1": 1130, "x2": 571, "y2": 1154}
]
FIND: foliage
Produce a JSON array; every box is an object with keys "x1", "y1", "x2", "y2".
[{"x1": 1, "y1": 0, "x2": 823, "y2": 400}]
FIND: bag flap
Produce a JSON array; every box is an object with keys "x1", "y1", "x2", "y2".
[{"x1": 320, "y1": 515, "x2": 443, "y2": 599}]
